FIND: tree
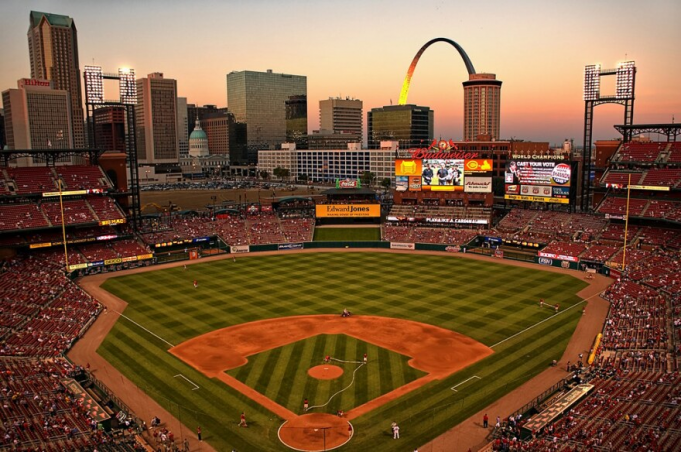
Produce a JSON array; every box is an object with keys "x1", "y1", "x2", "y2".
[
  {"x1": 380, "y1": 178, "x2": 392, "y2": 190},
  {"x1": 273, "y1": 167, "x2": 290, "y2": 181},
  {"x1": 360, "y1": 171, "x2": 376, "y2": 187},
  {"x1": 297, "y1": 174, "x2": 308, "y2": 182},
  {"x1": 259, "y1": 170, "x2": 269, "y2": 180}
]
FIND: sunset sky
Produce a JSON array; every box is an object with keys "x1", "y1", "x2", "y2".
[{"x1": 1, "y1": 0, "x2": 679, "y2": 147}]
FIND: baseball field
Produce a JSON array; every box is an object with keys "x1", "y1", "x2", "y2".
[{"x1": 96, "y1": 251, "x2": 588, "y2": 451}]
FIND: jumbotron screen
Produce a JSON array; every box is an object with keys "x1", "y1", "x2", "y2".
[
  {"x1": 504, "y1": 160, "x2": 574, "y2": 204},
  {"x1": 395, "y1": 158, "x2": 492, "y2": 193}
]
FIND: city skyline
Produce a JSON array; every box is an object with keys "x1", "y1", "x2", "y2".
[{"x1": 1, "y1": 0, "x2": 680, "y2": 147}]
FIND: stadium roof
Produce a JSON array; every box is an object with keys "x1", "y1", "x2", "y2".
[{"x1": 614, "y1": 123, "x2": 681, "y2": 142}]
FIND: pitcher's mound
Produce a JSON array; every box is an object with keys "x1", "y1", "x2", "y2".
[
  {"x1": 308, "y1": 364, "x2": 343, "y2": 380},
  {"x1": 279, "y1": 413, "x2": 352, "y2": 451}
]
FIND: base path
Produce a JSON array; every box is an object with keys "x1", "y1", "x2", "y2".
[{"x1": 170, "y1": 314, "x2": 493, "y2": 421}]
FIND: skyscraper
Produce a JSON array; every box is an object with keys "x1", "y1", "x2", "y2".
[
  {"x1": 27, "y1": 11, "x2": 85, "y2": 148},
  {"x1": 367, "y1": 104, "x2": 433, "y2": 150},
  {"x1": 2, "y1": 78, "x2": 73, "y2": 150},
  {"x1": 93, "y1": 106, "x2": 126, "y2": 152},
  {"x1": 463, "y1": 73, "x2": 502, "y2": 141},
  {"x1": 177, "y1": 97, "x2": 188, "y2": 157},
  {"x1": 135, "y1": 73, "x2": 179, "y2": 164},
  {"x1": 226, "y1": 69, "x2": 307, "y2": 162},
  {"x1": 319, "y1": 97, "x2": 363, "y2": 139}
]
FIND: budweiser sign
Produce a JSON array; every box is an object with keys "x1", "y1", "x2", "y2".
[{"x1": 408, "y1": 139, "x2": 479, "y2": 159}]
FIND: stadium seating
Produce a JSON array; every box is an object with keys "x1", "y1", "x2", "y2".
[
  {"x1": 639, "y1": 168, "x2": 681, "y2": 187},
  {"x1": 601, "y1": 170, "x2": 644, "y2": 186},
  {"x1": 616, "y1": 142, "x2": 665, "y2": 163},
  {"x1": 597, "y1": 197, "x2": 649, "y2": 217},
  {"x1": 55, "y1": 165, "x2": 110, "y2": 190},
  {"x1": 5, "y1": 167, "x2": 57, "y2": 195},
  {"x1": 666, "y1": 142, "x2": 681, "y2": 163},
  {"x1": 40, "y1": 199, "x2": 97, "y2": 226},
  {"x1": 0, "y1": 203, "x2": 51, "y2": 231}
]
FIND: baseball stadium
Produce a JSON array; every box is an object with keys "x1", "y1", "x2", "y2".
[{"x1": 0, "y1": 128, "x2": 679, "y2": 452}]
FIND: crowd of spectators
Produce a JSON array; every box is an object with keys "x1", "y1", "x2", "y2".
[
  {"x1": 139, "y1": 212, "x2": 314, "y2": 246},
  {"x1": 493, "y1": 239, "x2": 681, "y2": 451}
]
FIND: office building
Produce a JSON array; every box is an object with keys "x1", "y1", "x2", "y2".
[
  {"x1": 27, "y1": 11, "x2": 85, "y2": 148},
  {"x1": 135, "y1": 73, "x2": 179, "y2": 164},
  {"x1": 367, "y1": 104, "x2": 433, "y2": 150},
  {"x1": 2, "y1": 78, "x2": 73, "y2": 150},
  {"x1": 286, "y1": 94, "x2": 308, "y2": 150},
  {"x1": 0, "y1": 108, "x2": 6, "y2": 150},
  {"x1": 187, "y1": 104, "x2": 227, "y2": 136},
  {"x1": 309, "y1": 97, "x2": 363, "y2": 150},
  {"x1": 463, "y1": 73, "x2": 502, "y2": 141},
  {"x1": 226, "y1": 69, "x2": 307, "y2": 160},
  {"x1": 177, "y1": 97, "x2": 188, "y2": 156},
  {"x1": 320, "y1": 97, "x2": 363, "y2": 138},
  {"x1": 93, "y1": 106, "x2": 126, "y2": 152},
  {"x1": 258, "y1": 145, "x2": 394, "y2": 184}
]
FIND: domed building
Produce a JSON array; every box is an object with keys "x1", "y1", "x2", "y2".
[{"x1": 188, "y1": 116, "x2": 209, "y2": 157}]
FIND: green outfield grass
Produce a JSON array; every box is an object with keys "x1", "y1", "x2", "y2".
[
  {"x1": 313, "y1": 227, "x2": 381, "y2": 241},
  {"x1": 98, "y1": 252, "x2": 587, "y2": 451},
  {"x1": 227, "y1": 334, "x2": 427, "y2": 415}
]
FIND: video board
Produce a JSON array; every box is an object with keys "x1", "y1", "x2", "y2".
[
  {"x1": 395, "y1": 158, "x2": 492, "y2": 193},
  {"x1": 504, "y1": 160, "x2": 574, "y2": 204}
]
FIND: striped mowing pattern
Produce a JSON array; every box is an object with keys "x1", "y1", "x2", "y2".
[
  {"x1": 227, "y1": 334, "x2": 426, "y2": 414},
  {"x1": 98, "y1": 252, "x2": 587, "y2": 451}
]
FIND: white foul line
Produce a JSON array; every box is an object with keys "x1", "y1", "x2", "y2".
[
  {"x1": 174, "y1": 374, "x2": 200, "y2": 390},
  {"x1": 451, "y1": 375, "x2": 481, "y2": 392},
  {"x1": 490, "y1": 298, "x2": 592, "y2": 349},
  {"x1": 114, "y1": 310, "x2": 175, "y2": 348}
]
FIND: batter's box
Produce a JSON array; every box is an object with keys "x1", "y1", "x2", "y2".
[{"x1": 450, "y1": 375, "x2": 481, "y2": 392}]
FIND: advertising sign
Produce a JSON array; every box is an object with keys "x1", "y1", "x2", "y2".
[
  {"x1": 464, "y1": 177, "x2": 492, "y2": 193},
  {"x1": 316, "y1": 204, "x2": 381, "y2": 218},
  {"x1": 336, "y1": 179, "x2": 361, "y2": 189},
  {"x1": 504, "y1": 160, "x2": 574, "y2": 204},
  {"x1": 278, "y1": 243, "x2": 304, "y2": 250},
  {"x1": 230, "y1": 245, "x2": 250, "y2": 254},
  {"x1": 390, "y1": 242, "x2": 415, "y2": 250},
  {"x1": 538, "y1": 251, "x2": 579, "y2": 263},
  {"x1": 464, "y1": 159, "x2": 493, "y2": 175},
  {"x1": 505, "y1": 160, "x2": 572, "y2": 186}
]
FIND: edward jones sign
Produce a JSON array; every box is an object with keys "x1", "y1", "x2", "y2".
[{"x1": 316, "y1": 204, "x2": 381, "y2": 218}]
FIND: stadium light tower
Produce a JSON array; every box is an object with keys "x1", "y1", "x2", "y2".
[
  {"x1": 84, "y1": 65, "x2": 141, "y2": 229},
  {"x1": 582, "y1": 60, "x2": 636, "y2": 212}
]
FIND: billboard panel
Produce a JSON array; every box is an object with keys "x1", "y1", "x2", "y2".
[
  {"x1": 464, "y1": 159, "x2": 493, "y2": 175},
  {"x1": 316, "y1": 204, "x2": 381, "y2": 218},
  {"x1": 505, "y1": 160, "x2": 574, "y2": 204},
  {"x1": 395, "y1": 159, "x2": 422, "y2": 177},
  {"x1": 464, "y1": 177, "x2": 492, "y2": 193}
]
